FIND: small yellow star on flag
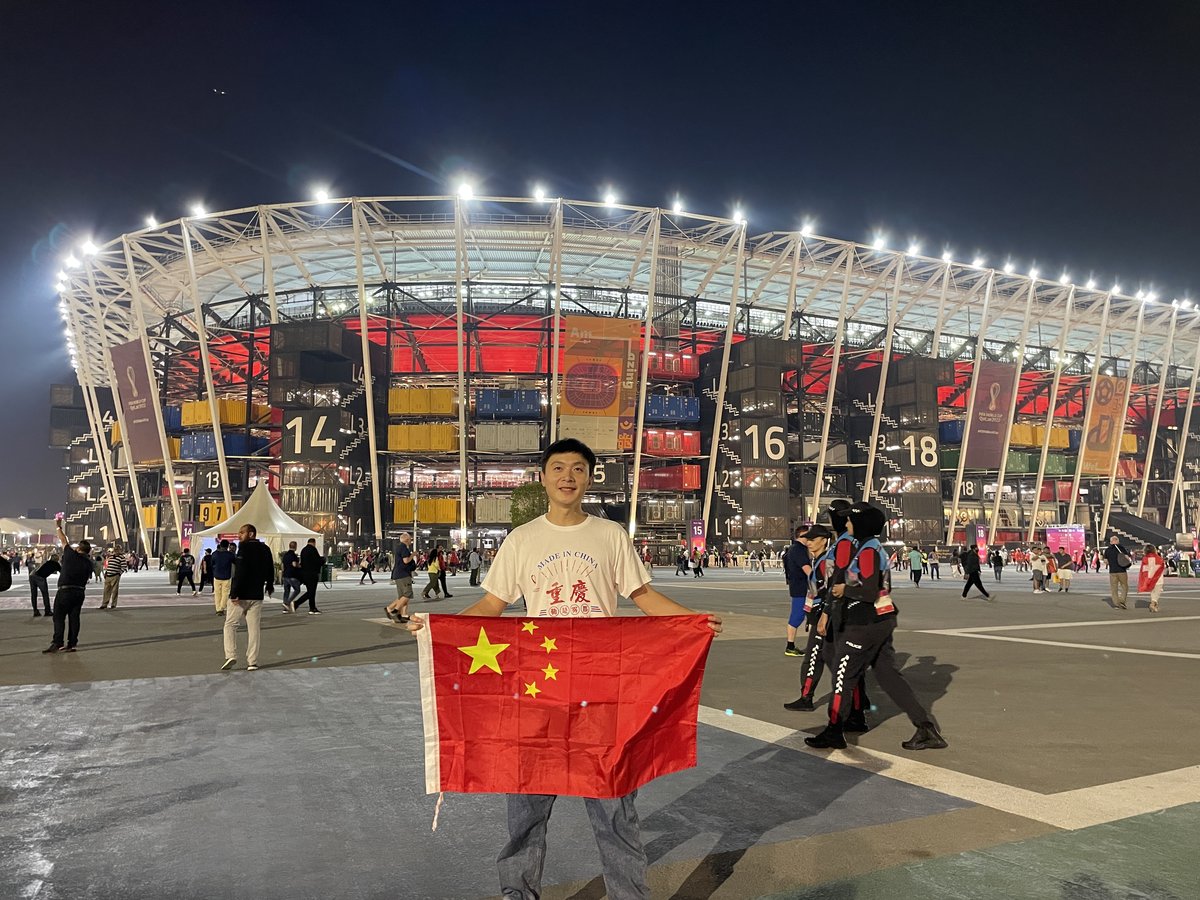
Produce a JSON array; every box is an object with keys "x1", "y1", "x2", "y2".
[
  {"x1": 521, "y1": 621, "x2": 539, "y2": 634},
  {"x1": 457, "y1": 627, "x2": 510, "y2": 675},
  {"x1": 540, "y1": 636, "x2": 558, "y2": 653},
  {"x1": 524, "y1": 681, "x2": 542, "y2": 698},
  {"x1": 542, "y1": 663, "x2": 559, "y2": 681}
]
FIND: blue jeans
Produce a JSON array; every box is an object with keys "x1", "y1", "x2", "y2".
[
  {"x1": 282, "y1": 577, "x2": 301, "y2": 605},
  {"x1": 498, "y1": 791, "x2": 648, "y2": 900}
]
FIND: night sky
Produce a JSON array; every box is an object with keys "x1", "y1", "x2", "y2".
[{"x1": 2, "y1": 1, "x2": 1197, "y2": 514}]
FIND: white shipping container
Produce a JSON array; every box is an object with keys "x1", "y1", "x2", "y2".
[
  {"x1": 475, "y1": 423, "x2": 498, "y2": 452},
  {"x1": 517, "y1": 422, "x2": 541, "y2": 451},
  {"x1": 497, "y1": 424, "x2": 520, "y2": 453},
  {"x1": 475, "y1": 494, "x2": 513, "y2": 523}
]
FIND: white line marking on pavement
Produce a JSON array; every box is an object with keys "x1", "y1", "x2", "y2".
[
  {"x1": 912, "y1": 632, "x2": 1200, "y2": 659},
  {"x1": 698, "y1": 706, "x2": 1200, "y2": 830},
  {"x1": 920, "y1": 615, "x2": 1200, "y2": 634}
]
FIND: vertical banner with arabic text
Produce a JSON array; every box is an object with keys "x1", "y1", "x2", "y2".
[
  {"x1": 558, "y1": 316, "x2": 640, "y2": 452},
  {"x1": 964, "y1": 361, "x2": 1016, "y2": 468},
  {"x1": 1080, "y1": 375, "x2": 1128, "y2": 476},
  {"x1": 110, "y1": 340, "x2": 164, "y2": 464}
]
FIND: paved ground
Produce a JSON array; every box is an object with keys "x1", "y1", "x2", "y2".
[{"x1": 1, "y1": 566, "x2": 1197, "y2": 899}]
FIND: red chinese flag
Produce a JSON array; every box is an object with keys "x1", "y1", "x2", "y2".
[{"x1": 417, "y1": 615, "x2": 714, "y2": 799}]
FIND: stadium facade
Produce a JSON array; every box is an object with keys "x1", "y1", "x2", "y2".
[{"x1": 51, "y1": 195, "x2": 1192, "y2": 559}]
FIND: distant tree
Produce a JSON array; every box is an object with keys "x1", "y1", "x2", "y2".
[{"x1": 510, "y1": 481, "x2": 548, "y2": 528}]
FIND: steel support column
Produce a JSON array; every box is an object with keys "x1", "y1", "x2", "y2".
[
  {"x1": 260, "y1": 206, "x2": 278, "y2": 324},
  {"x1": 548, "y1": 200, "x2": 565, "y2": 443},
  {"x1": 862, "y1": 259, "x2": 904, "y2": 500},
  {"x1": 1067, "y1": 292, "x2": 1115, "y2": 527},
  {"x1": 987, "y1": 279, "x2": 1039, "y2": 544},
  {"x1": 1138, "y1": 306, "x2": 1179, "y2": 517},
  {"x1": 350, "y1": 199, "x2": 384, "y2": 542},
  {"x1": 452, "y1": 197, "x2": 470, "y2": 542},
  {"x1": 628, "y1": 210, "x2": 662, "y2": 537},
  {"x1": 121, "y1": 236, "x2": 186, "y2": 553},
  {"x1": 1099, "y1": 302, "x2": 1146, "y2": 541},
  {"x1": 946, "y1": 271, "x2": 996, "y2": 545},
  {"x1": 1168, "y1": 329, "x2": 1200, "y2": 532},
  {"x1": 700, "y1": 226, "x2": 748, "y2": 535},
  {"x1": 811, "y1": 249, "x2": 856, "y2": 518},
  {"x1": 1027, "y1": 287, "x2": 1076, "y2": 542},
  {"x1": 182, "y1": 220, "x2": 234, "y2": 512}
]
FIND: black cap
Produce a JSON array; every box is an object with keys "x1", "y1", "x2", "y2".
[
  {"x1": 826, "y1": 498, "x2": 853, "y2": 532},
  {"x1": 848, "y1": 502, "x2": 887, "y2": 539},
  {"x1": 799, "y1": 523, "x2": 834, "y2": 541}
]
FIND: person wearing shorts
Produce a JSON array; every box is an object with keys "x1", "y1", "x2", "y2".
[{"x1": 385, "y1": 533, "x2": 417, "y2": 623}]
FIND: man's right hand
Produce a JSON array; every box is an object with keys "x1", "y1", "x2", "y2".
[
  {"x1": 405, "y1": 613, "x2": 426, "y2": 634},
  {"x1": 816, "y1": 613, "x2": 828, "y2": 637}
]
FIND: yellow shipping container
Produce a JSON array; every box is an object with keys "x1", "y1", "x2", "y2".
[
  {"x1": 408, "y1": 390, "x2": 431, "y2": 415},
  {"x1": 1120, "y1": 433, "x2": 1138, "y2": 455},
  {"x1": 110, "y1": 421, "x2": 122, "y2": 446},
  {"x1": 429, "y1": 423, "x2": 458, "y2": 451},
  {"x1": 181, "y1": 400, "x2": 209, "y2": 426},
  {"x1": 388, "y1": 424, "x2": 411, "y2": 452},
  {"x1": 1048, "y1": 426, "x2": 1070, "y2": 449},
  {"x1": 429, "y1": 388, "x2": 456, "y2": 415},
  {"x1": 142, "y1": 505, "x2": 158, "y2": 528},
  {"x1": 1009, "y1": 423, "x2": 1037, "y2": 448},
  {"x1": 389, "y1": 387, "x2": 410, "y2": 415},
  {"x1": 409, "y1": 423, "x2": 431, "y2": 452},
  {"x1": 169, "y1": 437, "x2": 181, "y2": 460},
  {"x1": 394, "y1": 498, "x2": 415, "y2": 522}
]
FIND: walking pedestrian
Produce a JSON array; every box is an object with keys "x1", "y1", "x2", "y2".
[
  {"x1": 43, "y1": 516, "x2": 93, "y2": 653},
  {"x1": 1031, "y1": 548, "x2": 1049, "y2": 593},
  {"x1": 280, "y1": 541, "x2": 302, "y2": 611},
  {"x1": 675, "y1": 550, "x2": 688, "y2": 576},
  {"x1": 210, "y1": 539, "x2": 236, "y2": 616},
  {"x1": 908, "y1": 547, "x2": 923, "y2": 586},
  {"x1": 783, "y1": 525, "x2": 812, "y2": 656},
  {"x1": 294, "y1": 537, "x2": 323, "y2": 614},
  {"x1": 692, "y1": 547, "x2": 705, "y2": 578},
  {"x1": 990, "y1": 548, "x2": 1005, "y2": 582},
  {"x1": 358, "y1": 550, "x2": 376, "y2": 584},
  {"x1": 421, "y1": 547, "x2": 443, "y2": 600},
  {"x1": 961, "y1": 546, "x2": 991, "y2": 600},
  {"x1": 1104, "y1": 535, "x2": 1133, "y2": 609},
  {"x1": 804, "y1": 502, "x2": 947, "y2": 752},
  {"x1": 436, "y1": 544, "x2": 454, "y2": 597},
  {"x1": 385, "y1": 532, "x2": 417, "y2": 623},
  {"x1": 198, "y1": 547, "x2": 214, "y2": 593},
  {"x1": 784, "y1": 523, "x2": 834, "y2": 710},
  {"x1": 176, "y1": 548, "x2": 197, "y2": 595},
  {"x1": 1138, "y1": 544, "x2": 1165, "y2": 613},
  {"x1": 221, "y1": 523, "x2": 275, "y2": 671},
  {"x1": 29, "y1": 553, "x2": 58, "y2": 616},
  {"x1": 929, "y1": 549, "x2": 940, "y2": 580}
]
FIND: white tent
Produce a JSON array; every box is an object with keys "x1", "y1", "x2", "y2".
[{"x1": 191, "y1": 482, "x2": 323, "y2": 556}]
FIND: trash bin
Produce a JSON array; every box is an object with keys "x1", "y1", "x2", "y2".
[{"x1": 321, "y1": 564, "x2": 334, "y2": 586}]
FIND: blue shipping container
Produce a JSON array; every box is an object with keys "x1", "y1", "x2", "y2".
[
  {"x1": 162, "y1": 406, "x2": 183, "y2": 432},
  {"x1": 1067, "y1": 428, "x2": 1082, "y2": 451},
  {"x1": 939, "y1": 420, "x2": 965, "y2": 444}
]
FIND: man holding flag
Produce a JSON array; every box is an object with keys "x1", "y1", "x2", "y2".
[{"x1": 407, "y1": 438, "x2": 722, "y2": 900}]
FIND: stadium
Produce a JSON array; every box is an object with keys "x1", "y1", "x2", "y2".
[{"x1": 52, "y1": 193, "x2": 1192, "y2": 560}]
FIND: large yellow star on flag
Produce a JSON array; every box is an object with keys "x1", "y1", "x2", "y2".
[
  {"x1": 524, "y1": 681, "x2": 542, "y2": 698},
  {"x1": 540, "y1": 636, "x2": 558, "y2": 653},
  {"x1": 458, "y1": 627, "x2": 510, "y2": 675},
  {"x1": 542, "y1": 663, "x2": 559, "y2": 681},
  {"x1": 521, "y1": 621, "x2": 539, "y2": 634}
]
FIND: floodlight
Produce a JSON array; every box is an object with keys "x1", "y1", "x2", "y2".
[
  {"x1": 533, "y1": 185, "x2": 546, "y2": 202},
  {"x1": 799, "y1": 221, "x2": 815, "y2": 237},
  {"x1": 907, "y1": 241, "x2": 921, "y2": 256},
  {"x1": 80, "y1": 240, "x2": 97, "y2": 256},
  {"x1": 1086, "y1": 279, "x2": 1096, "y2": 290},
  {"x1": 943, "y1": 250, "x2": 954, "y2": 263},
  {"x1": 1003, "y1": 261, "x2": 1014, "y2": 274},
  {"x1": 312, "y1": 187, "x2": 330, "y2": 203},
  {"x1": 457, "y1": 182, "x2": 474, "y2": 201},
  {"x1": 1059, "y1": 273, "x2": 1070, "y2": 285},
  {"x1": 64, "y1": 255, "x2": 79, "y2": 269},
  {"x1": 673, "y1": 199, "x2": 683, "y2": 215},
  {"x1": 1029, "y1": 267, "x2": 1040, "y2": 279},
  {"x1": 145, "y1": 215, "x2": 158, "y2": 229},
  {"x1": 972, "y1": 256, "x2": 985, "y2": 268},
  {"x1": 604, "y1": 191, "x2": 617, "y2": 207},
  {"x1": 190, "y1": 203, "x2": 207, "y2": 217},
  {"x1": 872, "y1": 234, "x2": 887, "y2": 251}
]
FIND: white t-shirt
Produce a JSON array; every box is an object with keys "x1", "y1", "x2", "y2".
[{"x1": 482, "y1": 515, "x2": 652, "y2": 617}]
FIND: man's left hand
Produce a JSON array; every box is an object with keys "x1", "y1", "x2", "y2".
[
  {"x1": 704, "y1": 613, "x2": 723, "y2": 635},
  {"x1": 831, "y1": 584, "x2": 845, "y2": 597}
]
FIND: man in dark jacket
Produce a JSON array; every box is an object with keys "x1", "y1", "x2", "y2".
[
  {"x1": 280, "y1": 541, "x2": 302, "y2": 612},
  {"x1": 222, "y1": 523, "x2": 275, "y2": 671},
  {"x1": 44, "y1": 516, "x2": 94, "y2": 653},
  {"x1": 295, "y1": 537, "x2": 324, "y2": 614},
  {"x1": 29, "y1": 554, "x2": 60, "y2": 616},
  {"x1": 782, "y1": 524, "x2": 812, "y2": 656},
  {"x1": 961, "y1": 545, "x2": 991, "y2": 600},
  {"x1": 1104, "y1": 535, "x2": 1132, "y2": 609}
]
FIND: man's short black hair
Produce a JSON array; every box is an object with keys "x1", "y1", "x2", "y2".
[
  {"x1": 540, "y1": 438, "x2": 597, "y2": 473},
  {"x1": 218, "y1": 540, "x2": 230, "y2": 549}
]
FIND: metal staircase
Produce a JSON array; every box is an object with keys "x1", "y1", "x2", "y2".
[{"x1": 337, "y1": 472, "x2": 372, "y2": 514}]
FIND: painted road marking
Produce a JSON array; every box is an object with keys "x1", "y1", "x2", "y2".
[
  {"x1": 920, "y1": 615, "x2": 1200, "y2": 634},
  {"x1": 913, "y1": 631, "x2": 1200, "y2": 659},
  {"x1": 698, "y1": 706, "x2": 1200, "y2": 830}
]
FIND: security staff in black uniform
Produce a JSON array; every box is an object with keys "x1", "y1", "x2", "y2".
[
  {"x1": 806, "y1": 502, "x2": 947, "y2": 751},
  {"x1": 784, "y1": 522, "x2": 833, "y2": 710}
]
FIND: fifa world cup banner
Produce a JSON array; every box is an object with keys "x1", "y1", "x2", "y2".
[
  {"x1": 963, "y1": 361, "x2": 1016, "y2": 467},
  {"x1": 1080, "y1": 375, "x2": 1128, "y2": 476},
  {"x1": 110, "y1": 340, "x2": 163, "y2": 464},
  {"x1": 417, "y1": 614, "x2": 714, "y2": 798},
  {"x1": 558, "y1": 316, "x2": 640, "y2": 452},
  {"x1": 1045, "y1": 524, "x2": 1086, "y2": 559}
]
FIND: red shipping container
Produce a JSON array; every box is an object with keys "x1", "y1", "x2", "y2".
[
  {"x1": 639, "y1": 464, "x2": 701, "y2": 490},
  {"x1": 646, "y1": 351, "x2": 700, "y2": 381},
  {"x1": 642, "y1": 430, "x2": 700, "y2": 457}
]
